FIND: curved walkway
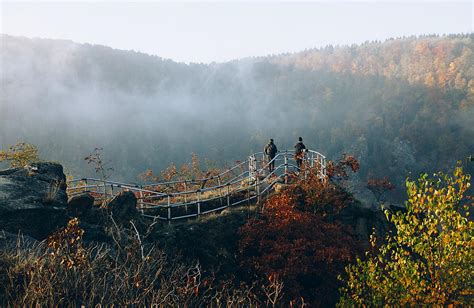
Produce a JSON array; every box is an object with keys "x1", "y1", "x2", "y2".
[{"x1": 67, "y1": 150, "x2": 327, "y2": 220}]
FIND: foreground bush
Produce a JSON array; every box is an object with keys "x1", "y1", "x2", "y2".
[
  {"x1": 239, "y1": 166, "x2": 360, "y2": 306},
  {"x1": 0, "y1": 218, "x2": 262, "y2": 306},
  {"x1": 339, "y1": 166, "x2": 474, "y2": 306}
]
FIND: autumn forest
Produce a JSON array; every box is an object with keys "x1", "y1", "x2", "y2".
[{"x1": 0, "y1": 33, "x2": 473, "y2": 306}]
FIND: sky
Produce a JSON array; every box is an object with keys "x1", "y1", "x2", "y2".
[{"x1": 1, "y1": 1, "x2": 473, "y2": 63}]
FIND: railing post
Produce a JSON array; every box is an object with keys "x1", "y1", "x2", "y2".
[
  {"x1": 249, "y1": 155, "x2": 257, "y2": 180},
  {"x1": 253, "y1": 154, "x2": 263, "y2": 176},
  {"x1": 322, "y1": 157, "x2": 327, "y2": 179},
  {"x1": 321, "y1": 156, "x2": 324, "y2": 178},
  {"x1": 167, "y1": 195, "x2": 171, "y2": 220},
  {"x1": 284, "y1": 151, "x2": 288, "y2": 184},
  {"x1": 218, "y1": 176, "x2": 223, "y2": 206},
  {"x1": 247, "y1": 173, "x2": 252, "y2": 217},
  {"x1": 248, "y1": 156, "x2": 252, "y2": 179},
  {"x1": 184, "y1": 181, "x2": 188, "y2": 212},
  {"x1": 226, "y1": 183, "x2": 230, "y2": 207},
  {"x1": 197, "y1": 190, "x2": 201, "y2": 216},
  {"x1": 84, "y1": 179, "x2": 88, "y2": 193},
  {"x1": 317, "y1": 155, "x2": 321, "y2": 178},
  {"x1": 139, "y1": 186, "x2": 144, "y2": 214},
  {"x1": 256, "y1": 172, "x2": 260, "y2": 204},
  {"x1": 103, "y1": 180, "x2": 107, "y2": 198},
  {"x1": 304, "y1": 153, "x2": 308, "y2": 180}
]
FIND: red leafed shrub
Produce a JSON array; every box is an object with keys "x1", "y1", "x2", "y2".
[
  {"x1": 300, "y1": 167, "x2": 357, "y2": 216},
  {"x1": 326, "y1": 154, "x2": 360, "y2": 180},
  {"x1": 238, "y1": 171, "x2": 359, "y2": 306}
]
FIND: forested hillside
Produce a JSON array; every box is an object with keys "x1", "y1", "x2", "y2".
[{"x1": 1, "y1": 34, "x2": 473, "y2": 203}]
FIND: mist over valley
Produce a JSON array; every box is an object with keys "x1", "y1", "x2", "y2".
[
  {"x1": 2, "y1": 34, "x2": 472, "y2": 202},
  {"x1": 1, "y1": 1, "x2": 473, "y2": 303}
]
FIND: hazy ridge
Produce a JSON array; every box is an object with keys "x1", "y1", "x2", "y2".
[{"x1": 1, "y1": 33, "x2": 473, "y2": 202}]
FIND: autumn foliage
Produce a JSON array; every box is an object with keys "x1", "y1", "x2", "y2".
[
  {"x1": 0, "y1": 142, "x2": 39, "y2": 168},
  {"x1": 239, "y1": 162, "x2": 361, "y2": 305},
  {"x1": 139, "y1": 153, "x2": 239, "y2": 194},
  {"x1": 47, "y1": 218, "x2": 87, "y2": 269},
  {"x1": 301, "y1": 164, "x2": 358, "y2": 216},
  {"x1": 1, "y1": 219, "x2": 264, "y2": 306},
  {"x1": 326, "y1": 154, "x2": 360, "y2": 181},
  {"x1": 339, "y1": 166, "x2": 474, "y2": 306}
]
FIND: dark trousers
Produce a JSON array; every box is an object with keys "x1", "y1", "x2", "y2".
[
  {"x1": 295, "y1": 153, "x2": 305, "y2": 172},
  {"x1": 267, "y1": 155, "x2": 275, "y2": 172},
  {"x1": 296, "y1": 158, "x2": 303, "y2": 172}
]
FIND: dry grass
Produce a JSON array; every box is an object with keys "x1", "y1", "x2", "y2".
[
  {"x1": 42, "y1": 178, "x2": 63, "y2": 204},
  {"x1": 0, "y1": 218, "x2": 281, "y2": 307}
]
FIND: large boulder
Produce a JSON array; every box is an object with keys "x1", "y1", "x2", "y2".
[
  {"x1": 66, "y1": 193, "x2": 116, "y2": 242},
  {"x1": 67, "y1": 193, "x2": 94, "y2": 217},
  {"x1": 0, "y1": 162, "x2": 68, "y2": 239},
  {"x1": 106, "y1": 191, "x2": 138, "y2": 220}
]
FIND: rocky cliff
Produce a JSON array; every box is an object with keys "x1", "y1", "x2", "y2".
[
  {"x1": 0, "y1": 162, "x2": 68, "y2": 239},
  {"x1": 0, "y1": 162, "x2": 142, "y2": 241}
]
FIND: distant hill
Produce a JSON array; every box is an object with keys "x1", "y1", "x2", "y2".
[{"x1": 1, "y1": 33, "x2": 473, "y2": 203}]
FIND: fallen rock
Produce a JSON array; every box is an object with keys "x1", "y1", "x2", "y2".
[
  {"x1": 67, "y1": 193, "x2": 94, "y2": 216},
  {"x1": 0, "y1": 162, "x2": 68, "y2": 239},
  {"x1": 105, "y1": 191, "x2": 138, "y2": 220}
]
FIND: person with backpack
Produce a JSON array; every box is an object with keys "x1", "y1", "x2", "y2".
[
  {"x1": 294, "y1": 137, "x2": 306, "y2": 172},
  {"x1": 264, "y1": 139, "x2": 278, "y2": 173}
]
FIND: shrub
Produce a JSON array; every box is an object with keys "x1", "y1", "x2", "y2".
[
  {"x1": 0, "y1": 142, "x2": 39, "y2": 168},
  {"x1": 238, "y1": 166, "x2": 359, "y2": 306},
  {"x1": 338, "y1": 166, "x2": 474, "y2": 306}
]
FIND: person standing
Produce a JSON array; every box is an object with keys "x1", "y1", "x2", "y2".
[
  {"x1": 294, "y1": 137, "x2": 306, "y2": 172},
  {"x1": 264, "y1": 139, "x2": 278, "y2": 173}
]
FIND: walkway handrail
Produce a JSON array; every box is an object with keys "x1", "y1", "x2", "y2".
[
  {"x1": 144, "y1": 159, "x2": 250, "y2": 186},
  {"x1": 67, "y1": 148, "x2": 327, "y2": 220}
]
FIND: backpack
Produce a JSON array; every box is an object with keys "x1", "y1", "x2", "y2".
[
  {"x1": 265, "y1": 143, "x2": 277, "y2": 156},
  {"x1": 294, "y1": 142, "x2": 306, "y2": 155}
]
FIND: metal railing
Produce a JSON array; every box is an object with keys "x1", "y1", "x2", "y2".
[{"x1": 67, "y1": 149, "x2": 327, "y2": 220}]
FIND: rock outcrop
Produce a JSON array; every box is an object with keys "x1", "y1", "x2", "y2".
[
  {"x1": 0, "y1": 162, "x2": 68, "y2": 239},
  {"x1": 335, "y1": 201, "x2": 393, "y2": 244},
  {"x1": 0, "y1": 162, "x2": 145, "y2": 242}
]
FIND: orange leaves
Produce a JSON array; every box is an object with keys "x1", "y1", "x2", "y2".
[
  {"x1": 139, "y1": 169, "x2": 160, "y2": 182},
  {"x1": 326, "y1": 154, "x2": 360, "y2": 180},
  {"x1": 161, "y1": 164, "x2": 178, "y2": 182},
  {"x1": 139, "y1": 153, "x2": 230, "y2": 194},
  {"x1": 47, "y1": 218, "x2": 87, "y2": 269},
  {"x1": 238, "y1": 173, "x2": 358, "y2": 305}
]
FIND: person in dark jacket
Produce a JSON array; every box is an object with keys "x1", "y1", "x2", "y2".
[
  {"x1": 294, "y1": 137, "x2": 306, "y2": 172},
  {"x1": 264, "y1": 139, "x2": 278, "y2": 172}
]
